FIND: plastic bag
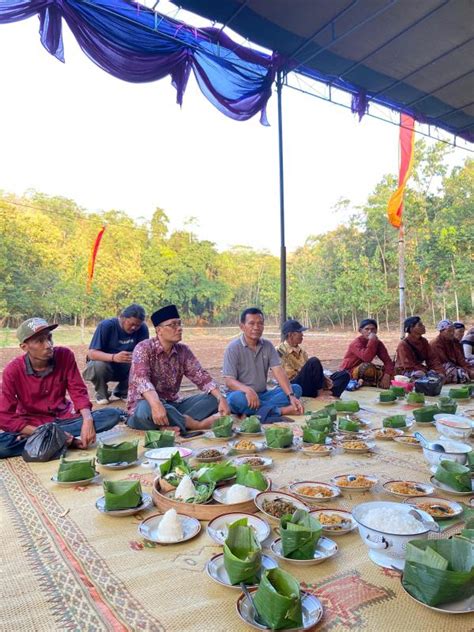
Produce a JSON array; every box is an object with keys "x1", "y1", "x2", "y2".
[
  {"x1": 414, "y1": 374, "x2": 443, "y2": 396},
  {"x1": 22, "y1": 423, "x2": 68, "y2": 462}
]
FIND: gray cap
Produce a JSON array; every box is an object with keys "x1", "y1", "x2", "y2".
[{"x1": 17, "y1": 318, "x2": 58, "y2": 343}]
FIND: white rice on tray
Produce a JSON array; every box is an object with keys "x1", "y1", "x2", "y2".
[{"x1": 362, "y1": 508, "x2": 426, "y2": 534}]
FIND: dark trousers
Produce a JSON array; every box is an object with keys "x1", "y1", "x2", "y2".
[
  {"x1": 127, "y1": 394, "x2": 218, "y2": 433},
  {"x1": 82, "y1": 360, "x2": 130, "y2": 400},
  {"x1": 0, "y1": 408, "x2": 122, "y2": 459},
  {"x1": 291, "y1": 357, "x2": 350, "y2": 398}
]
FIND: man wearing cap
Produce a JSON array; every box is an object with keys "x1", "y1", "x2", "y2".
[
  {"x1": 339, "y1": 319, "x2": 394, "y2": 388},
  {"x1": 430, "y1": 320, "x2": 474, "y2": 383},
  {"x1": 83, "y1": 304, "x2": 149, "y2": 405},
  {"x1": 395, "y1": 316, "x2": 445, "y2": 379},
  {"x1": 277, "y1": 320, "x2": 350, "y2": 398},
  {"x1": 222, "y1": 308, "x2": 304, "y2": 420},
  {"x1": 0, "y1": 318, "x2": 122, "y2": 459},
  {"x1": 127, "y1": 305, "x2": 230, "y2": 433}
]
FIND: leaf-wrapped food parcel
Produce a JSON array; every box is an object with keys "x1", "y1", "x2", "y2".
[
  {"x1": 264, "y1": 426, "x2": 294, "y2": 448},
  {"x1": 144, "y1": 430, "x2": 175, "y2": 448},
  {"x1": 212, "y1": 415, "x2": 234, "y2": 437},
  {"x1": 281, "y1": 510, "x2": 322, "y2": 560},
  {"x1": 159, "y1": 451, "x2": 190, "y2": 478},
  {"x1": 302, "y1": 425, "x2": 328, "y2": 444},
  {"x1": 103, "y1": 480, "x2": 142, "y2": 511},
  {"x1": 382, "y1": 415, "x2": 407, "y2": 429},
  {"x1": 197, "y1": 461, "x2": 236, "y2": 483},
  {"x1": 57, "y1": 456, "x2": 96, "y2": 482},
  {"x1": 253, "y1": 568, "x2": 302, "y2": 630},
  {"x1": 235, "y1": 464, "x2": 267, "y2": 490},
  {"x1": 223, "y1": 518, "x2": 262, "y2": 585},
  {"x1": 334, "y1": 400, "x2": 360, "y2": 413},
  {"x1": 338, "y1": 417, "x2": 361, "y2": 432},
  {"x1": 96, "y1": 440, "x2": 138, "y2": 464},
  {"x1": 435, "y1": 460, "x2": 471, "y2": 492},
  {"x1": 306, "y1": 416, "x2": 333, "y2": 432},
  {"x1": 240, "y1": 416, "x2": 261, "y2": 433}
]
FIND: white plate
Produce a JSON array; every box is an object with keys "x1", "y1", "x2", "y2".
[
  {"x1": 300, "y1": 445, "x2": 333, "y2": 457},
  {"x1": 375, "y1": 399, "x2": 397, "y2": 406},
  {"x1": 402, "y1": 496, "x2": 464, "y2": 520},
  {"x1": 270, "y1": 536, "x2": 338, "y2": 565},
  {"x1": 138, "y1": 513, "x2": 200, "y2": 543},
  {"x1": 228, "y1": 440, "x2": 265, "y2": 454},
  {"x1": 230, "y1": 455, "x2": 273, "y2": 470},
  {"x1": 400, "y1": 581, "x2": 474, "y2": 614},
  {"x1": 51, "y1": 473, "x2": 101, "y2": 486},
  {"x1": 393, "y1": 436, "x2": 422, "y2": 448},
  {"x1": 238, "y1": 429, "x2": 264, "y2": 437},
  {"x1": 204, "y1": 430, "x2": 237, "y2": 441},
  {"x1": 207, "y1": 512, "x2": 271, "y2": 545},
  {"x1": 144, "y1": 447, "x2": 193, "y2": 462},
  {"x1": 236, "y1": 589, "x2": 324, "y2": 631},
  {"x1": 255, "y1": 491, "x2": 309, "y2": 522},
  {"x1": 97, "y1": 459, "x2": 140, "y2": 470},
  {"x1": 213, "y1": 485, "x2": 260, "y2": 505},
  {"x1": 95, "y1": 493, "x2": 153, "y2": 516},
  {"x1": 374, "y1": 428, "x2": 404, "y2": 440},
  {"x1": 341, "y1": 441, "x2": 376, "y2": 454},
  {"x1": 288, "y1": 481, "x2": 340, "y2": 502},
  {"x1": 429, "y1": 476, "x2": 474, "y2": 496},
  {"x1": 207, "y1": 553, "x2": 277, "y2": 589},
  {"x1": 264, "y1": 441, "x2": 297, "y2": 452},
  {"x1": 383, "y1": 480, "x2": 435, "y2": 498},
  {"x1": 309, "y1": 509, "x2": 357, "y2": 535},
  {"x1": 331, "y1": 474, "x2": 378, "y2": 492}
]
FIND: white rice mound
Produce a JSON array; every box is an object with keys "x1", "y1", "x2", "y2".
[{"x1": 363, "y1": 507, "x2": 426, "y2": 534}]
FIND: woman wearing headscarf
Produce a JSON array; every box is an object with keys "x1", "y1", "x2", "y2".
[
  {"x1": 395, "y1": 316, "x2": 445, "y2": 379},
  {"x1": 339, "y1": 319, "x2": 394, "y2": 388},
  {"x1": 430, "y1": 320, "x2": 474, "y2": 383},
  {"x1": 461, "y1": 326, "x2": 474, "y2": 367}
]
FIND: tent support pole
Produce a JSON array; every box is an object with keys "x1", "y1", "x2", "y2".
[
  {"x1": 398, "y1": 223, "x2": 406, "y2": 339},
  {"x1": 277, "y1": 70, "x2": 287, "y2": 338}
]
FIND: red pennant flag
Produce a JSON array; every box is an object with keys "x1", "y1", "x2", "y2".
[
  {"x1": 387, "y1": 114, "x2": 415, "y2": 228},
  {"x1": 86, "y1": 226, "x2": 106, "y2": 293}
]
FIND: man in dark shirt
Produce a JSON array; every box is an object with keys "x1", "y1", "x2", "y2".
[
  {"x1": 0, "y1": 318, "x2": 121, "y2": 459},
  {"x1": 83, "y1": 304, "x2": 149, "y2": 404}
]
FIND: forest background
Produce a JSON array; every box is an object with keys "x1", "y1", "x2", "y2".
[{"x1": 1, "y1": 140, "x2": 472, "y2": 340}]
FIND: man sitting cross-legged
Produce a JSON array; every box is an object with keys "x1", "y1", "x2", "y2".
[
  {"x1": 223, "y1": 308, "x2": 304, "y2": 421},
  {"x1": 127, "y1": 304, "x2": 230, "y2": 434},
  {"x1": 0, "y1": 318, "x2": 122, "y2": 459},
  {"x1": 277, "y1": 319, "x2": 350, "y2": 398}
]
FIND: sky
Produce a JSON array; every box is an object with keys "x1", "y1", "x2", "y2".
[{"x1": 0, "y1": 2, "x2": 471, "y2": 254}]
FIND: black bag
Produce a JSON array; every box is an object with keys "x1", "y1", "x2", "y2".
[
  {"x1": 22, "y1": 423, "x2": 68, "y2": 462},
  {"x1": 414, "y1": 374, "x2": 443, "y2": 397}
]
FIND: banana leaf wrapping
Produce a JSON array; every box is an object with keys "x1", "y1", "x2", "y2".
[
  {"x1": 449, "y1": 387, "x2": 470, "y2": 400},
  {"x1": 253, "y1": 568, "x2": 302, "y2": 630},
  {"x1": 379, "y1": 391, "x2": 397, "y2": 402},
  {"x1": 435, "y1": 460, "x2": 471, "y2": 492},
  {"x1": 184, "y1": 482, "x2": 215, "y2": 504},
  {"x1": 402, "y1": 539, "x2": 474, "y2": 606},
  {"x1": 322, "y1": 405, "x2": 338, "y2": 421},
  {"x1": 103, "y1": 480, "x2": 142, "y2": 511},
  {"x1": 390, "y1": 386, "x2": 406, "y2": 398},
  {"x1": 383, "y1": 415, "x2": 407, "y2": 429},
  {"x1": 306, "y1": 416, "x2": 333, "y2": 432},
  {"x1": 235, "y1": 464, "x2": 267, "y2": 490},
  {"x1": 334, "y1": 400, "x2": 360, "y2": 413},
  {"x1": 212, "y1": 415, "x2": 234, "y2": 437},
  {"x1": 406, "y1": 391, "x2": 425, "y2": 404},
  {"x1": 413, "y1": 406, "x2": 439, "y2": 423},
  {"x1": 197, "y1": 462, "x2": 236, "y2": 483},
  {"x1": 143, "y1": 430, "x2": 175, "y2": 448},
  {"x1": 281, "y1": 510, "x2": 322, "y2": 560},
  {"x1": 302, "y1": 426, "x2": 328, "y2": 444},
  {"x1": 437, "y1": 397, "x2": 457, "y2": 414},
  {"x1": 96, "y1": 440, "x2": 138, "y2": 465},
  {"x1": 223, "y1": 518, "x2": 262, "y2": 585},
  {"x1": 159, "y1": 451, "x2": 190, "y2": 485},
  {"x1": 264, "y1": 426, "x2": 294, "y2": 448},
  {"x1": 240, "y1": 416, "x2": 261, "y2": 433},
  {"x1": 338, "y1": 417, "x2": 361, "y2": 432},
  {"x1": 57, "y1": 457, "x2": 96, "y2": 482},
  {"x1": 467, "y1": 451, "x2": 474, "y2": 473}
]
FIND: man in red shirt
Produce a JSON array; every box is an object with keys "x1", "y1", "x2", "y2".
[
  {"x1": 339, "y1": 319, "x2": 394, "y2": 388},
  {"x1": 0, "y1": 318, "x2": 122, "y2": 459}
]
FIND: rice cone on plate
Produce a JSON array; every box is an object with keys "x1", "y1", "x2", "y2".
[{"x1": 157, "y1": 509, "x2": 184, "y2": 543}]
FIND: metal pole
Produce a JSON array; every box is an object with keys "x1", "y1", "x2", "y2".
[
  {"x1": 277, "y1": 70, "x2": 287, "y2": 339},
  {"x1": 398, "y1": 223, "x2": 406, "y2": 339}
]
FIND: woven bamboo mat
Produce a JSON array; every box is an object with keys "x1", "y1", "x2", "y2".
[{"x1": 1, "y1": 388, "x2": 473, "y2": 631}]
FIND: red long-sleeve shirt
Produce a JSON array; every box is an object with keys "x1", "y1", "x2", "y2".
[
  {"x1": 339, "y1": 335, "x2": 395, "y2": 375},
  {"x1": 0, "y1": 347, "x2": 91, "y2": 433}
]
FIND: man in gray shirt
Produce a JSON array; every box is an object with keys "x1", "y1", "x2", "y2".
[{"x1": 222, "y1": 307, "x2": 304, "y2": 420}]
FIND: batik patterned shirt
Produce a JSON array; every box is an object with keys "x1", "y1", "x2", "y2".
[
  {"x1": 276, "y1": 341, "x2": 308, "y2": 380},
  {"x1": 127, "y1": 338, "x2": 217, "y2": 413}
]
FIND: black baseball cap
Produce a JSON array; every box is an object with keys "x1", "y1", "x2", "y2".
[{"x1": 282, "y1": 319, "x2": 308, "y2": 337}]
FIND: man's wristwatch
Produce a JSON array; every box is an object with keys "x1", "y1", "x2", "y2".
[{"x1": 287, "y1": 390, "x2": 295, "y2": 397}]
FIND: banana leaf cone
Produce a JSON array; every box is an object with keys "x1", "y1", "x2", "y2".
[
  {"x1": 334, "y1": 400, "x2": 360, "y2": 413},
  {"x1": 159, "y1": 451, "x2": 191, "y2": 477},
  {"x1": 57, "y1": 456, "x2": 96, "y2": 482},
  {"x1": 435, "y1": 460, "x2": 472, "y2": 492},
  {"x1": 264, "y1": 426, "x2": 294, "y2": 448},
  {"x1": 437, "y1": 397, "x2": 457, "y2": 414},
  {"x1": 235, "y1": 464, "x2": 267, "y2": 490},
  {"x1": 306, "y1": 416, "x2": 333, "y2": 432},
  {"x1": 103, "y1": 480, "x2": 143, "y2": 511},
  {"x1": 212, "y1": 415, "x2": 234, "y2": 437},
  {"x1": 449, "y1": 387, "x2": 470, "y2": 400},
  {"x1": 382, "y1": 415, "x2": 407, "y2": 429},
  {"x1": 144, "y1": 430, "x2": 175, "y2": 448},
  {"x1": 240, "y1": 416, "x2": 262, "y2": 433},
  {"x1": 302, "y1": 425, "x2": 328, "y2": 444},
  {"x1": 402, "y1": 539, "x2": 474, "y2": 606},
  {"x1": 96, "y1": 440, "x2": 138, "y2": 464},
  {"x1": 338, "y1": 417, "x2": 361, "y2": 432},
  {"x1": 223, "y1": 519, "x2": 262, "y2": 585},
  {"x1": 281, "y1": 510, "x2": 322, "y2": 560},
  {"x1": 253, "y1": 568, "x2": 302, "y2": 630},
  {"x1": 197, "y1": 461, "x2": 236, "y2": 483}
]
